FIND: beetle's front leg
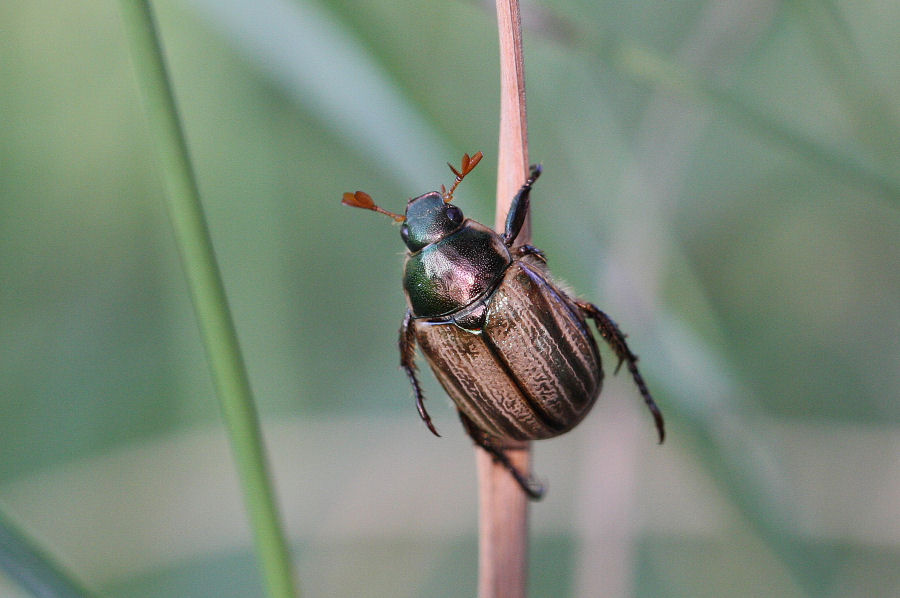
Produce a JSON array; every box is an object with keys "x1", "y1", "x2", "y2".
[
  {"x1": 501, "y1": 165, "x2": 542, "y2": 247},
  {"x1": 576, "y1": 300, "x2": 666, "y2": 443},
  {"x1": 458, "y1": 412, "x2": 545, "y2": 500},
  {"x1": 399, "y1": 310, "x2": 440, "y2": 437}
]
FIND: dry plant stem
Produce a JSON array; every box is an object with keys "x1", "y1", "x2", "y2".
[
  {"x1": 477, "y1": 2, "x2": 531, "y2": 598},
  {"x1": 495, "y1": 0, "x2": 531, "y2": 234},
  {"x1": 477, "y1": 444, "x2": 531, "y2": 598}
]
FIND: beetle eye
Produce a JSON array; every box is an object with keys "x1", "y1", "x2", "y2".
[
  {"x1": 400, "y1": 223, "x2": 410, "y2": 244},
  {"x1": 445, "y1": 205, "x2": 463, "y2": 224}
]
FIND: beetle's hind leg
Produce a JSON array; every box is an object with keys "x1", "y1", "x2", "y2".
[
  {"x1": 575, "y1": 301, "x2": 666, "y2": 443},
  {"x1": 400, "y1": 310, "x2": 440, "y2": 437},
  {"x1": 458, "y1": 412, "x2": 546, "y2": 500}
]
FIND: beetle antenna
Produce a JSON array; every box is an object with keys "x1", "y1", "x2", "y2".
[
  {"x1": 443, "y1": 151, "x2": 483, "y2": 203},
  {"x1": 341, "y1": 191, "x2": 405, "y2": 222}
]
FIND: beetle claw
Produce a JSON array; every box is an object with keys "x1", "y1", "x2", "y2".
[
  {"x1": 418, "y1": 403, "x2": 441, "y2": 437},
  {"x1": 509, "y1": 469, "x2": 546, "y2": 501},
  {"x1": 524, "y1": 478, "x2": 546, "y2": 501},
  {"x1": 407, "y1": 369, "x2": 441, "y2": 437}
]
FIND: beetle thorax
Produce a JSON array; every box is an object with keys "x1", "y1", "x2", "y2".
[{"x1": 403, "y1": 220, "x2": 512, "y2": 319}]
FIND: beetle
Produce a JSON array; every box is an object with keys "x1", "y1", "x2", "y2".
[{"x1": 342, "y1": 152, "x2": 664, "y2": 499}]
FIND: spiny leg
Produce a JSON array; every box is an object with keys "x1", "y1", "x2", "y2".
[
  {"x1": 501, "y1": 164, "x2": 543, "y2": 247},
  {"x1": 515, "y1": 244, "x2": 546, "y2": 263},
  {"x1": 576, "y1": 300, "x2": 665, "y2": 443},
  {"x1": 458, "y1": 412, "x2": 545, "y2": 500},
  {"x1": 399, "y1": 310, "x2": 440, "y2": 437}
]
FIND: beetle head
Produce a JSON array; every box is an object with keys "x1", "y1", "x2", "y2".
[
  {"x1": 341, "y1": 151, "x2": 483, "y2": 252},
  {"x1": 400, "y1": 192, "x2": 464, "y2": 251}
]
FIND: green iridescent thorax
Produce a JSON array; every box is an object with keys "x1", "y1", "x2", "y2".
[{"x1": 403, "y1": 219, "x2": 512, "y2": 319}]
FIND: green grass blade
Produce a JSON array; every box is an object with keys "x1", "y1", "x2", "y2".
[
  {"x1": 524, "y1": 8, "x2": 900, "y2": 204},
  {"x1": 0, "y1": 511, "x2": 94, "y2": 598},
  {"x1": 187, "y1": 0, "x2": 454, "y2": 187},
  {"x1": 116, "y1": 2, "x2": 297, "y2": 597},
  {"x1": 609, "y1": 42, "x2": 900, "y2": 203},
  {"x1": 793, "y1": 0, "x2": 900, "y2": 159},
  {"x1": 648, "y1": 314, "x2": 827, "y2": 596}
]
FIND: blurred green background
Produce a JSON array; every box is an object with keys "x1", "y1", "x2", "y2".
[{"x1": 1, "y1": 0, "x2": 898, "y2": 596}]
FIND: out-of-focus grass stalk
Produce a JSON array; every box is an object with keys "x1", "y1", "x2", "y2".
[
  {"x1": 681, "y1": 415, "x2": 830, "y2": 596},
  {"x1": 610, "y1": 42, "x2": 900, "y2": 203},
  {"x1": 0, "y1": 511, "x2": 94, "y2": 598},
  {"x1": 795, "y1": 0, "x2": 900, "y2": 160},
  {"x1": 523, "y1": 7, "x2": 900, "y2": 204},
  {"x1": 117, "y1": 2, "x2": 297, "y2": 597}
]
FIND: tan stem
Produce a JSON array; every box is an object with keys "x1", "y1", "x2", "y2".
[{"x1": 477, "y1": 1, "x2": 531, "y2": 598}]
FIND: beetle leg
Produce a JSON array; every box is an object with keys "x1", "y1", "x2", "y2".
[
  {"x1": 515, "y1": 244, "x2": 547, "y2": 263},
  {"x1": 501, "y1": 165, "x2": 542, "y2": 247},
  {"x1": 576, "y1": 301, "x2": 666, "y2": 443},
  {"x1": 458, "y1": 412, "x2": 546, "y2": 500},
  {"x1": 399, "y1": 310, "x2": 440, "y2": 437}
]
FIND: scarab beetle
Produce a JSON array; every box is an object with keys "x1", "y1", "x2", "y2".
[{"x1": 342, "y1": 152, "x2": 664, "y2": 499}]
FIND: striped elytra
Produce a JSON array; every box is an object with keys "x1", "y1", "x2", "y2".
[{"x1": 414, "y1": 260, "x2": 603, "y2": 442}]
